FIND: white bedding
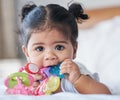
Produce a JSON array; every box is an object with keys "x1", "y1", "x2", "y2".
[
  {"x1": 0, "y1": 16, "x2": 120, "y2": 99},
  {"x1": 0, "y1": 93, "x2": 120, "y2": 100},
  {"x1": 0, "y1": 78, "x2": 120, "y2": 100}
]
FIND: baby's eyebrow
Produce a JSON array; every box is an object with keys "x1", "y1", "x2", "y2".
[
  {"x1": 32, "y1": 41, "x2": 68, "y2": 46},
  {"x1": 32, "y1": 42, "x2": 44, "y2": 46},
  {"x1": 53, "y1": 41, "x2": 68, "y2": 44}
]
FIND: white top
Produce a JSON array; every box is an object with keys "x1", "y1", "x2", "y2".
[{"x1": 61, "y1": 61, "x2": 99, "y2": 93}]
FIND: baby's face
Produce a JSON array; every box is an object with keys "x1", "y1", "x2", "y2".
[{"x1": 22, "y1": 29, "x2": 77, "y2": 68}]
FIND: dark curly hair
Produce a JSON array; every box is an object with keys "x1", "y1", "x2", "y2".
[{"x1": 19, "y1": 2, "x2": 89, "y2": 47}]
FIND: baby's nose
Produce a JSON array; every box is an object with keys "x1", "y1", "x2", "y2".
[{"x1": 44, "y1": 51, "x2": 57, "y2": 60}]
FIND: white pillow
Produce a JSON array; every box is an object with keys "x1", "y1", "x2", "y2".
[{"x1": 75, "y1": 16, "x2": 120, "y2": 94}]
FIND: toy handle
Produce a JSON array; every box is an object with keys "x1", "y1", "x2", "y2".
[
  {"x1": 19, "y1": 63, "x2": 40, "y2": 74},
  {"x1": 19, "y1": 63, "x2": 49, "y2": 82}
]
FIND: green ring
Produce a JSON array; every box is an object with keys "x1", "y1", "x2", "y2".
[{"x1": 8, "y1": 72, "x2": 31, "y2": 88}]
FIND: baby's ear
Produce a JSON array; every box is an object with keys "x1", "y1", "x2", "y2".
[
  {"x1": 22, "y1": 45, "x2": 30, "y2": 61},
  {"x1": 73, "y1": 42, "x2": 78, "y2": 59}
]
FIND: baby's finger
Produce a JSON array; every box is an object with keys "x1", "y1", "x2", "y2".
[
  {"x1": 33, "y1": 81, "x2": 40, "y2": 87},
  {"x1": 60, "y1": 66, "x2": 72, "y2": 74},
  {"x1": 61, "y1": 59, "x2": 72, "y2": 65},
  {"x1": 60, "y1": 61, "x2": 73, "y2": 69},
  {"x1": 32, "y1": 81, "x2": 40, "y2": 91},
  {"x1": 32, "y1": 74, "x2": 42, "y2": 81}
]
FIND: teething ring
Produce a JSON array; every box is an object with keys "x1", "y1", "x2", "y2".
[
  {"x1": 4, "y1": 72, "x2": 34, "y2": 88},
  {"x1": 43, "y1": 76, "x2": 60, "y2": 94},
  {"x1": 24, "y1": 63, "x2": 40, "y2": 74}
]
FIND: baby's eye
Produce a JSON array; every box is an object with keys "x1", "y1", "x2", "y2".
[
  {"x1": 35, "y1": 46, "x2": 44, "y2": 52},
  {"x1": 55, "y1": 45, "x2": 65, "y2": 51}
]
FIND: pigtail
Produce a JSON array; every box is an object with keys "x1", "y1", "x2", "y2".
[
  {"x1": 21, "y1": 2, "x2": 37, "y2": 22},
  {"x1": 68, "y1": 3, "x2": 89, "y2": 23}
]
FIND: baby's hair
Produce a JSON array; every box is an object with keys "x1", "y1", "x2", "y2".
[
  {"x1": 19, "y1": 2, "x2": 88, "y2": 47},
  {"x1": 21, "y1": 2, "x2": 37, "y2": 21},
  {"x1": 68, "y1": 3, "x2": 89, "y2": 23}
]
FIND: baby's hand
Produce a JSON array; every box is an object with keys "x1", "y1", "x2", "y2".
[
  {"x1": 32, "y1": 74, "x2": 42, "y2": 90},
  {"x1": 60, "y1": 59, "x2": 81, "y2": 84}
]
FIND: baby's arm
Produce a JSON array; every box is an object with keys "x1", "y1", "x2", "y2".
[
  {"x1": 74, "y1": 74, "x2": 111, "y2": 94},
  {"x1": 60, "y1": 59, "x2": 111, "y2": 94}
]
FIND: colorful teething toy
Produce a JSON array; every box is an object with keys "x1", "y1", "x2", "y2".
[{"x1": 4, "y1": 63, "x2": 64, "y2": 95}]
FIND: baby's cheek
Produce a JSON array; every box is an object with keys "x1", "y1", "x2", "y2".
[
  {"x1": 29, "y1": 56, "x2": 43, "y2": 67},
  {"x1": 31, "y1": 61, "x2": 43, "y2": 69},
  {"x1": 55, "y1": 50, "x2": 73, "y2": 63}
]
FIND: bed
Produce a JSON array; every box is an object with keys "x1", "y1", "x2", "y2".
[
  {"x1": 0, "y1": 78, "x2": 120, "y2": 100},
  {"x1": 0, "y1": 6, "x2": 120, "y2": 100}
]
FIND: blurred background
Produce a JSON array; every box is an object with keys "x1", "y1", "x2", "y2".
[{"x1": 0, "y1": 0, "x2": 120, "y2": 78}]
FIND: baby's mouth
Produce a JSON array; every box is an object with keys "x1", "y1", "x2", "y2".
[{"x1": 43, "y1": 62, "x2": 59, "y2": 67}]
